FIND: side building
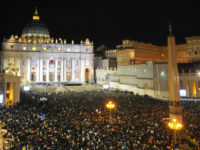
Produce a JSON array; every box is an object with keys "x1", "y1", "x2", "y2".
[
  {"x1": 96, "y1": 61, "x2": 169, "y2": 100},
  {"x1": 95, "y1": 38, "x2": 200, "y2": 100}
]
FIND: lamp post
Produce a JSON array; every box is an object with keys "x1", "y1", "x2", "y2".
[
  {"x1": 168, "y1": 119, "x2": 183, "y2": 145},
  {"x1": 106, "y1": 101, "x2": 116, "y2": 122}
]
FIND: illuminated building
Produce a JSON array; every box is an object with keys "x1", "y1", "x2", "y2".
[
  {"x1": 0, "y1": 9, "x2": 94, "y2": 85},
  {"x1": 95, "y1": 35, "x2": 200, "y2": 99},
  {"x1": 178, "y1": 62, "x2": 200, "y2": 98},
  {"x1": 0, "y1": 64, "x2": 20, "y2": 107},
  {"x1": 105, "y1": 49, "x2": 117, "y2": 59},
  {"x1": 185, "y1": 36, "x2": 200, "y2": 61},
  {"x1": 117, "y1": 40, "x2": 188, "y2": 66}
]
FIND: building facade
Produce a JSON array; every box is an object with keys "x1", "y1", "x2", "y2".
[
  {"x1": 96, "y1": 61, "x2": 200, "y2": 99},
  {"x1": 96, "y1": 61, "x2": 169, "y2": 100},
  {"x1": 117, "y1": 40, "x2": 189, "y2": 66},
  {"x1": 0, "y1": 64, "x2": 20, "y2": 107},
  {"x1": 0, "y1": 9, "x2": 94, "y2": 85}
]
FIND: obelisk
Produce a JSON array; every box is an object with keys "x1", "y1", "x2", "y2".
[{"x1": 168, "y1": 22, "x2": 183, "y2": 145}]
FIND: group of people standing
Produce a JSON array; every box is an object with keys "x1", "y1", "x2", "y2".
[{"x1": 0, "y1": 90, "x2": 199, "y2": 149}]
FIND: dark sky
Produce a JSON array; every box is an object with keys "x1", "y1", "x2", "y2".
[{"x1": 1, "y1": 1, "x2": 200, "y2": 49}]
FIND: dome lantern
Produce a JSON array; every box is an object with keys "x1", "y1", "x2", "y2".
[{"x1": 33, "y1": 8, "x2": 40, "y2": 21}]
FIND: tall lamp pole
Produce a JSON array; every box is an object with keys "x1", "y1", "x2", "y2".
[
  {"x1": 168, "y1": 119, "x2": 183, "y2": 145},
  {"x1": 106, "y1": 101, "x2": 116, "y2": 122}
]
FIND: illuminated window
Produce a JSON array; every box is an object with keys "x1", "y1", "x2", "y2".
[
  {"x1": 58, "y1": 48, "x2": 61, "y2": 51},
  {"x1": 160, "y1": 71, "x2": 165, "y2": 77},
  {"x1": 67, "y1": 48, "x2": 71, "y2": 52},
  {"x1": 43, "y1": 47, "x2": 47, "y2": 50},
  {"x1": 75, "y1": 48, "x2": 79, "y2": 52},
  {"x1": 32, "y1": 46, "x2": 37, "y2": 50},
  {"x1": 23, "y1": 47, "x2": 26, "y2": 50}
]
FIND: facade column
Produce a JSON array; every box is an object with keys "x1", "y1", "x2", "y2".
[
  {"x1": 181, "y1": 79, "x2": 185, "y2": 89},
  {"x1": 46, "y1": 58, "x2": 49, "y2": 82},
  {"x1": 36, "y1": 58, "x2": 40, "y2": 82},
  {"x1": 90, "y1": 59, "x2": 94, "y2": 83},
  {"x1": 4, "y1": 57, "x2": 9, "y2": 69},
  {"x1": 54, "y1": 58, "x2": 58, "y2": 82},
  {"x1": 16, "y1": 58, "x2": 21, "y2": 76},
  {"x1": 71, "y1": 59, "x2": 75, "y2": 81},
  {"x1": 60, "y1": 58, "x2": 63, "y2": 81},
  {"x1": 189, "y1": 80, "x2": 192, "y2": 98},
  {"x1": 80, "y1": 57, "x2": 85, "y2": 83},
  {"x1": 64, "y1": 59, "x2": 66, "y2": 81},
  {"x1": 40, "y1": 58, "x2": 43, "y2": 82},
  {"x1": 27, "y1": 58, "x2": 31, "y2": 82}
]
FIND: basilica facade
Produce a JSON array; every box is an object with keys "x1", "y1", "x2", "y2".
[{"x1": 0, "y1": 9, "x2": 94, "y2": 85}]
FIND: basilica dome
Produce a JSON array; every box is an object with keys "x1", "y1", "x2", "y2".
[{"x1": 21, "y1": 9, "x2": 50, "y2": 38}]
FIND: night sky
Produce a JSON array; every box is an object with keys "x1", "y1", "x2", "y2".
[{"x1": 1, "y1": 1, "x2": 200, "y2": 49}]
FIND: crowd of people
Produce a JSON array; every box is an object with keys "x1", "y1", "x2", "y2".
[{"x1": 0, "y1": 90, "x2": 199, "y2": 150}]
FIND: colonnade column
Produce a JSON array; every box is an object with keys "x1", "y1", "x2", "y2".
[
  {"x1": 60, "y1": 58, "x2": 63, "y2": 81},
  {"x1": 64, "y1": 59, "x2": 66, "y2": 81},
  {"x1": 46, "y1": 58, "x2": 49, "y2": 82},
  {"x1": 40, "y1": 58, "x2": 43, "y2": 82},
  {"x1": 54, "y1": 58, "x2": 58, "y2": 82},
  {"x1": 196, "y1": 80, "x2": 199, "y2": 98},
  {"x1": 189, "y1": 80, "x2": 193, "y2": 98}
]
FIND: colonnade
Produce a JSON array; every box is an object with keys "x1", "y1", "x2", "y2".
[{"x1": 180, "y1": 76, "x2": 200, "y2": 98}]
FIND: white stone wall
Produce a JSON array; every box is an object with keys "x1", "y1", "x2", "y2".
[
  {"x1": 96, "y1": 69, "x2": 117, "y2": 85},
  {"x1": 118, "y1": 62, "x2": 153, "y2": 78},
  {"x1": 96, "y1": 61, "x2": 169, "y2": 100},
  {"x1": 109, "y1": 81, "x2": 155, "y2": 96},
  {"x1": 153, "y1": 63, "x2": 169, "y2": 100}
]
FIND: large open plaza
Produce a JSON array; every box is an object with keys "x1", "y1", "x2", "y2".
[
  {"x1": 1, "y1": 2, "x2": 200, "y2": 149},
  {"x1": 0, "y1": 87, "x2": 199, "y2": 149}
]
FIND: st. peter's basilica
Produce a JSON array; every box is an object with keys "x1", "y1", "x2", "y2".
[{"x1": 0, "y1": 9, "x2": 94, "y2": 85}]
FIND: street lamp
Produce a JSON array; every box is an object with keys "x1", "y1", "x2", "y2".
[
  {"x1": 168, "y1": 119, "x2": 183, "y2": 144},
  {"x1": 106, "y1": 101, "x2": 116, "y2": 122}
]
